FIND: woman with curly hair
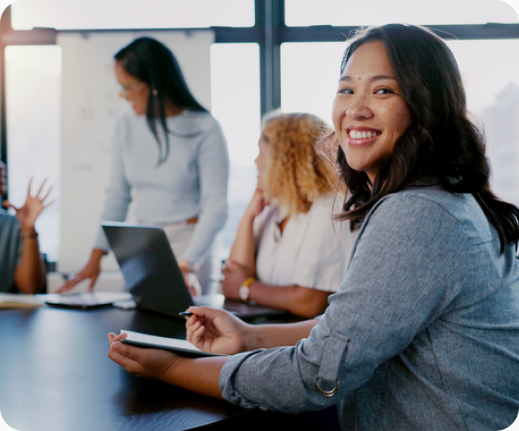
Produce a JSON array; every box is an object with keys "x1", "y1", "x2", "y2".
[{"x1": 220, "y1": 112, "x2": 355, "y2": 318}]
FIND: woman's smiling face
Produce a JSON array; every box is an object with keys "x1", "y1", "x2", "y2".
[{"x1": 332, "y1": 40, "x2": 411, "y2": 184}]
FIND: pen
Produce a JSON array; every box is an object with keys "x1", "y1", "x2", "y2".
[{"x1": 179, "y1": 311, "x2": 194, "y2": 317}]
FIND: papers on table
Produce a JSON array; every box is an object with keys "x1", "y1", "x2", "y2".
[{"x1": 0, "y1": 293, "x2": 43, "y2": 309}]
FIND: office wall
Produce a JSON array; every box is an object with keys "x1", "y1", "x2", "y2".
[{"x1": 58, "y1": 30, "x2": 213, "y2": 273}]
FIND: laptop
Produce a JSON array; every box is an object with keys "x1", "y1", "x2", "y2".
[{"x1": 101, "y1": 222, "x2": 287, "y2": 321}]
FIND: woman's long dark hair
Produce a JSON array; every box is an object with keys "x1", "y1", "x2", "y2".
[
  {"x1": 327, "y1": 23, "x2": 519, "y2": 252},
  {"x1": 114, "y1": 37, "x2": 207, "y2": 164}
]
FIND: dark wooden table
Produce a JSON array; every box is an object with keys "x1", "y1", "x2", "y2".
[{"x1": 0, "y1": 305, "x2": 340, "y2": 431}]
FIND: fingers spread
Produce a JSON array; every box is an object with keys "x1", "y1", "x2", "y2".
[
  {"x1": 35, "y1": 178, "x2": 48, "y2": 197},
  {"x1": 41, "y1": 183, "x2": 54, "y2": 202},
  {"x1": 26, "y1": 177, "x2": 34, "y2": 197}
]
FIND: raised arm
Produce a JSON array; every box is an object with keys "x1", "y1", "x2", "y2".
[
  {"x1": 227, "y1": 187, "x2": 267, "y2": 273},
  {"x1": 5, "y1": 178, "x2": 52, "y2": 294}
]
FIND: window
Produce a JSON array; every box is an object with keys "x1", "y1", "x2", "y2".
[
  {"x1": 11, "y1": 0, "x2": 255, "y2": 30},
  {"x1": 285, "y1": 0, "x2": 517, "y2": 26},
  {"x1": 281, "y1": 42, "x2": 345, "y2": 126},
  {"x1": 446, "y1": 39, "x2": 519, "y2": 206},
  {"x1": 210, "y1": 43, "x2": 261, "y2": 257},
  {"x1": 280, "y1": 39, "x2": 519, "y2": 207},
  {"x1": 5, "y1": 45, "x2": 62, "y2": 262}
]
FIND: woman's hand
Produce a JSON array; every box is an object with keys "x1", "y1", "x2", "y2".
[
  {"x1": 185, "y1": 306, "x2": 250, "y2": 355},
  {"x1": 220, "y1": 260, "x2": 254, "y2": 301},
  {"x1": 3, "y1": 178, "x2": 53, "y2": 232},
  {"x1": 58, "y1": 248, "x2": 105, "y2": 293},
  {"x1": 244, "y1": 186, "x2": 268, "y2": 220},
  {"x1": 183, "y1": 271, "x2": 202, "y2": 296},
  {"x1": 108, "y1": 332, "x2": 181, "y2": 381},
  {"x1": 178, "y1": 260, "x2": 202, "y2": 296}
]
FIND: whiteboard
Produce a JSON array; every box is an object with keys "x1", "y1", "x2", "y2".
[{"x1": 58, "y1": 30, "x2": 214, "y2": 273}]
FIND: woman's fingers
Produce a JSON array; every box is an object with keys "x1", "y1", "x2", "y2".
[
  {"x1": 109, "y1": 341, "x2": 141, "y2": 373},
  {"x1": 108, "y1": 334, "x2": 148, "y2": 374},
  {"x1": 26, "y1": 177, "x2": 33, "y2": 197},
  {"x1": 40, "y1": 183, "x2": 54, "y2": 202},
  {"x1": 42, "y1": 199, "x2": 56, "y2": 210},
  {"x1": 190, "y1": 323, "x2": 207, "y2": 348},
  {"x1": 2, "y1": 200, "x2": 18, "y2": 211},
  {"x1": 35, "y1": 177, "x2": 48, "y2": 197}
]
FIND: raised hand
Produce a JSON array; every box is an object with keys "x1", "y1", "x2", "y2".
[
  {"x1": 3, "y1": 178, "x2": 53, "y2": 231},
  {"x1": 244, "y1": 186, "x2": 268, "y2": 219},
  {"x1": 185, "y1": 306, "x2": 249, "y2": 355}
]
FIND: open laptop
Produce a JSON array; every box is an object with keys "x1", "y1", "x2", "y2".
[{"x1": 101, "y1": 222, "x2": 287, "y2": 320}]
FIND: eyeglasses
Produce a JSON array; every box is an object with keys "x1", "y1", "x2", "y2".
[{"x1": 118, "y1": 81, "x2": 142, "y2": 95}]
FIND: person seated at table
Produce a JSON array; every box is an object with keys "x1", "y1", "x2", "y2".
[
  {"x1": 108, "y1": 24, "x2": 519, "y2": 430},
  {"x1": 0, "y1": 162, "x2": 52, "y2": 294},
  {"x1": 220, "y1": 112, "x2": 356, "y2": 318}
]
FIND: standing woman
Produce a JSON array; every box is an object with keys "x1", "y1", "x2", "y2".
[
  {"x1": 109, "y1": 25, "x2": 519, "y2": 429},
  {"x1": 61, "y1": 37, "x2": 229, "y2": 293}
]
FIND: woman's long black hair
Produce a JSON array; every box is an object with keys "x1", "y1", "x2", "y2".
[
  {"x1": 327, "y1": 23, "x2": 519, "y2": 252},
  {"x1": 114, "y1": 37, "x2": 207, "y2": 164}
]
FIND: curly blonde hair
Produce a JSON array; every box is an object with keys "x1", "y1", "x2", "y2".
[{"x1": 262, "y1": 112, "x2": 338, "y2": 215}]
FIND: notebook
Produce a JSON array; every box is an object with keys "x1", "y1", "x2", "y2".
[
  {"x1": 101, "y1": 222, "x2": 287, "y2": 320},
  {"x1": 119, "y1": 329, "x2": 227, "y2": 358}
]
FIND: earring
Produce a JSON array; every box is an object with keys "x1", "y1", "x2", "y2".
[{"x1": 152, "y1": 89, "x2": 158, "y2": 96}]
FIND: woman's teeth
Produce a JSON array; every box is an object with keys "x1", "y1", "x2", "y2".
[{"x1": 349, "y1": 130, "x2": 380, "y2": 139}]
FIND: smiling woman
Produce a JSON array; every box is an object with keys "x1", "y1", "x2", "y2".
[
  {"x1": 332, "y1": 40, "x2": 411, "y2": 183},
  {"x1": 108, "y1": 24, "x2": 519, "y2": 431}
]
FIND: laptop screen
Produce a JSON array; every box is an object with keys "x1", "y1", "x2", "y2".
[{"x1": 102, "y1": 222, "x2": 194, "y2": 317}]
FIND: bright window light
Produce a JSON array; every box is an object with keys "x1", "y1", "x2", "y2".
[
  {"x1": 285, "y1": 0, "x2": 518, "y2": 26},
  {"x1": 210, "y1": 43, "x2": 261, "y2": 256},
  {"x1": 11, "y1": 0, "x2": 255, "y2": 30},
  {"x1": 281, "y1": 39, "x2": 519, "y2": 207},
  {"x1": 5, "y1": 45, "x2": 62, "y2": 262}
]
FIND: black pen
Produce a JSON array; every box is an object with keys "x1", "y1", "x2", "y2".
[{"x1": 179, "y1": 311, "x2": 194, "y2": 317}]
